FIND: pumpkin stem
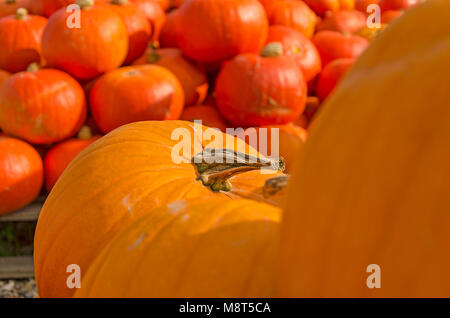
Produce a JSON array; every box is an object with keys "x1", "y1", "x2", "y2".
[
  {"x1": 147, "y1": 49, "x2": 161, "y2": 64},
  {"x1": 6, "y1": 0, "x2": 17, "y2": 4},
  {"x1": 111, "y1": 0, "x2": 127, "y2": 5},
  {"x1": 192, "y1": 148, "x2": 285, "y2": 192},
  {"x1": 26, "y1": 62, "x2": 40, "y2": 72},
  {"x1": 76, "y1": 0, "x2": 94, "y2": 9},
  {"x1": 261, "y1": 42, "x2": 283, "y2": 58},
  {"x1": 263, "y1": 175, "x2": 290, "y2": 198},
  {"x1": 77, "y1": 125, "x2": 93, "y2": 140},
  {"x1": 15, "y1": 7, "x2": 28, "y2": 20}
]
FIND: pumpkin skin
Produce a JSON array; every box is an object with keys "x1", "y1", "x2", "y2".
[
  {"x1": 73, "y1": 197, "x2": 280, "y2": 298},
  {"x1": 44, "y1": 130, "x2": 100, "y2": 192},
  {"x1": 41, "y1": 1, "x2": 128, "y2": 80},
  {"x1": 304, "y1": 0, "x2": 339, "y2": 16},
  {"x1": 379, "y1": 0, "x2": 418, "y2": 12},
  {"x1": 312, "y1": 30, "x2": 369, "y2": 66},
  {"x1": 34, "y1": 120, "x2": 284, "y2": 297},
  {"x1": 266, "y1": 25, "x2": 321, "y2": 82},
  {"x1": 381, "y1": 10, "x2": 404, "y2": 23},
  {"x1": 355, "y1": 0, "x2": 379, "y2": 12},
  {"x1": 0, "y1": 68, "x2": 87, "y2": 144},
  {"x1": 129, "y1": 0, "x2": 165, "y2": 41},
  {"x1": 155, "y1": 0, "x2": 170, "y2": 11},
  {"x1": 316, "y1": 58, "x2": 355, "y2": 102},
  {"x1": 269, "y1": 0, "x2": 317, "y2": 38},
  {"x1": 0, "y1": 0, "x2": 30, "y2": 18},
  {"x1": 27, "y1": 0, "x2": 74, "y2": 17},
  {"x1": 158, "y1": 8, "x2": 178, "y2": 48},
  {"x1": 0, "y1": 8, "x2": 47, "y2": 73},
  {"x1": 180, "y1": 105, "x2": 229, "y2": 132},
  {"x1": 215, "y1": 45, "x2": 307, "y2": 127},
  {"x1": 258, "y1": 0, "x2": 278, "y2": 16},
  {"x1": 133, "y1": 48, "x2": 208, "y2": 106},
  {"x1": 0, "y1": 69, "x2": 9, "y2": 85},
  {"x1": 317, "y1": 10, "x2": 367, "y2": 33},
  {"x1": 279, "y1": 0, "x2": 450, "y2": 297},
  {"x1": 101, "y1": 0, "x2": 152, "y2": 65},
  {"x1": 0, "y1": 136, "x2": 43, "y2": 216},
  {"x1": 90, "y1": 65, "x2": 184, "y2": 133},
  {"x1": 176, "y1": 0, "x2": 268, "y2": 63},
  {"x1": 240, "y1": 123, "x2": 307, "y2": 173}
]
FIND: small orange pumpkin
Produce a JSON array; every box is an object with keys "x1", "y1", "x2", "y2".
[
  {"x1": 0, "y1": 8, "x2": 47, "y2": 73},
  {"x1": 129, "y1": 0, "x2": 165, "y2": 41},
  {"x1": 0, "y1": 136, "x2": 43, "y2": 216},
  {"x1": 180, "y1": 105, "x2": 229, "y2": 132},
  {"x1": 133, "y1": 47, "x2": 208, "y2": 107},
  {"x1": 269, "y1": 0, "x2": 317, "y2": 38}
]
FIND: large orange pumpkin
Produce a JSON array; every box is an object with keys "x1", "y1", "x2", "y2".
[
  {"x1": 41, "y1": 0, "x2": 128, "y2": 80},
  {"x1": 90, "y1": 65, "x2": 184, "y2": 133},
  {"x1": 0, "y1": 66, "x2": 87, "y2": 144},
  {"x1": 101, "y1": 0, "x2": 151, "y2": 65},
  {"x1": 74, "y1": 197, "x2": 281, "y2": 297},
  {"x1": 279, "y1": 0, "x2": 450, "y2": 297},
  {"x1": 176, "y1": 0, "x2": 268, "y2": 63},
  {"x1": 215, "y1": 43, "x2": 307, "y2": 127},
  {"x1": 133, "y1": 47, "x2": 208, "y2": 107},
  {"x1": 269, "y1": 0, "x2": 317, "y2": 38},
  {"x1": 34, "y1": 120, "x2": 284, "y2": 297},
  {"x1": 0, "y1": 8, "x2": 47, "y2": 73},
  {"x1": 0, "y1": 136, "x2": 43, "y2": 216}
]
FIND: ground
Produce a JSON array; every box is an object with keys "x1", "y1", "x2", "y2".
[{"x1": 0, "y1": 279, "x2": 38, "y2": 298}]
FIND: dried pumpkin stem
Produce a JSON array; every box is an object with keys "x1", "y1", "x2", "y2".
[
  {"x1": 6, "y1": 0, "x2": 16, "y2": 4},
  {"x1": 263, "y1": 175, "x2": 290, "y2": 198},
  {"x1": 15, "y1": 7, "x2": 28, "y2": 20},
  {"x1": 192, "y1": 148, "x2": 285, "y2": 192},
  {"x1": 77, "y1": 125, "x2": 93, "y2": 140},
  {"x1": 261, "y1": 42, "x2": 283, "y2": 58},
  {"x1": 26, "y1": 62, "x2": 41, "y2": 72},
  {"x1": 111, "y1": 0, "x2": 127, "y2": 5},
  {"x1": 147, "y1": 50, "x2": 161, "y2": 64}
]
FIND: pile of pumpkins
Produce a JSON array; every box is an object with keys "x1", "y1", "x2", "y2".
[{"x1": 2, "y1": 0, "x2": 449, "y2": 298}]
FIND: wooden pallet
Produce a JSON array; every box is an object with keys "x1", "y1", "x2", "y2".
[{"x1": 0, "y1": 198, "x2": 45, "y2": 279}]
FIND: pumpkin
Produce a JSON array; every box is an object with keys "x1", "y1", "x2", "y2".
[
  {"x1": 73, "y1": 197, "x2": 280, "y2": 297},
  {"x1": 0, "y1": 0, "x2": 30, "y2": 18},
  {"x1": 129, "y1": 0, "x2": 165, "y2": 41},
  {"x1": 355, "y1": 0, "x2": 379, "y2": 12},
  {"x1": 0, "y1": 8, "x2": 47, "y2": 73},
  {"x1": 379, "y1": 0, "x2": 419, "y2": 12},
  {"x1": 90, "y1": 65, "x2": 184, "y2": 133},
  {"x1": 133, "y1": 47, "x2": 208, "y2": 107},
  {"x1": 354, "y1": 23, "x2": 386, "y2": 42},
  {"x1": 34, "y1": 120, "x2": 285, "y2": 297},
  {"x1": 0, "y1": 69, "x2": 9, "y2": 85},
  {"x1": 44, "y1": 126, "x2": 100, "y2": 192},
  {"x1": 312, "y1": 30, "x2": 369, "y2": 66},
  {"x1": 171, "y1": 0, "x2": 185, "y2": 8},
  {"x1": 279, "y1": 0, "x2": 450, "y2": 297},
  {"x1": 215, "y1": 43, "x2": 307, "y2": 127},
  {"x1": 101, "y1": 0, "x2": 151, "y2": 65},
  {"x1": 0, "y1": 65, "x2": 87, "y2": 144},
  {"x1": 176, "y1": 0, "x2": 268, "y2": 63},
  {"x1": 303, "y1": 0, "x2": 339, "y2": 16},
  {"x1": 27, "y1": 0, "x2": 74, "y2": 17},
  {"x1": 41, "y1": 0, "x2": 128, "y2": 80},
  {"x1": 257, "y1": 0, "x2": 279, "y2": 16},
  {"x1": 158, "y1": 8, "x2": 178, "y2": 48},
  {"x1": 266, "y1": 25, "x2": 321, "y2": 82},
  {"x1": 155, "y1": 0, "x2": 170, "y2": 11},
  {"x1": 317, "y1": 10, "x2": 367, "y2": 33},
  {"x1": 316, "y1": 58, "x2": 355, "y2": 102},
  {"x1": 269, "y1": 0, "x2": 317, "y2": 39},
  {"x1": 381, "y1": 10, "x2": 404, "y2": 23},
  {"x1": 0, "y1": 136, "x2": 43, "y2": 216},
  {"x1": 180, "y1": 105, "x2": 229, "y2": 132},
  {"x1": 240, "y1": 123, "x2": 308, "y2": 174}
]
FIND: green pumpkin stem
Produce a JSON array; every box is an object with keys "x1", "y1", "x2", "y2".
[
  {"x1": 261, "y1": 42, "x2": 283, "y2": 58},
  {"x1": 76, "y1": 0, "x2": 94, "y2": 9},
  {"x1": 192, "y1": 148, "x2": 285, "y2": 192},
  {"x1": 15, "y1": 7, "x2": 28, "y2": 20}
]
